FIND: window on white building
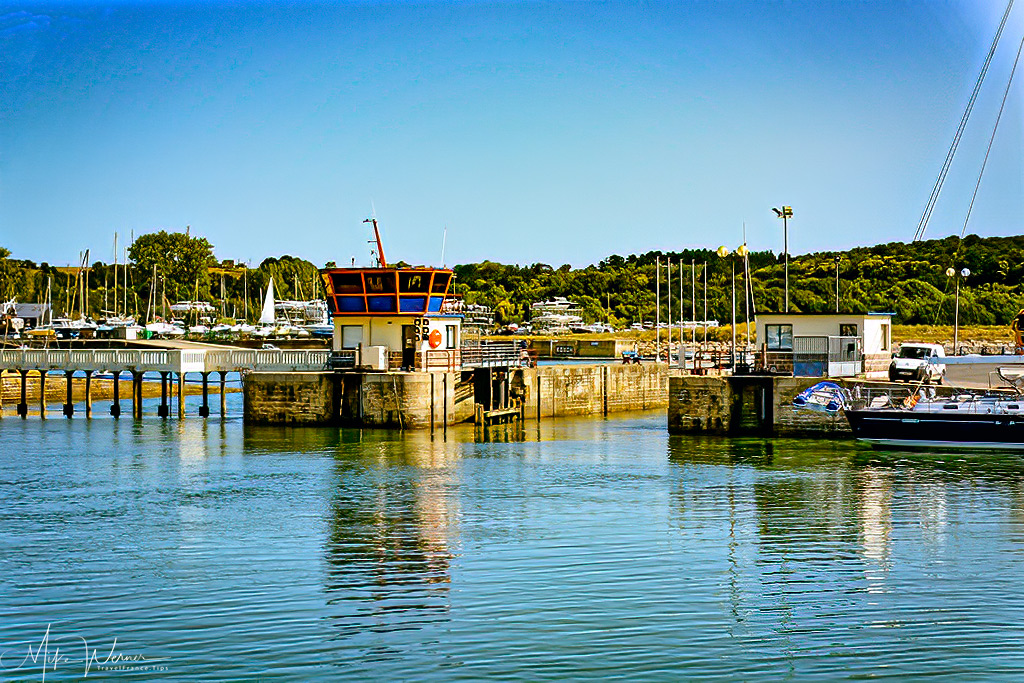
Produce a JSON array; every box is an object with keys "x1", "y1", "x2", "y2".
[
  {"x1": 765, "y1": 324, "x2": 793, "y2": 350},
  {"x1": 341, "y1": 325, "x2": 363, "y2": 349}
]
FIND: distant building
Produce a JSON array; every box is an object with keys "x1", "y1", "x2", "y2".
[
  {"x1": 458, "y1": 302, "x2": 495, "y2": 336},
  {"x1": 14, "y1": 303, "x2": 50, "y2": 328},
  {"x1": 530, "y1": 297, "x2": 584, "y2": 335},
  {"x1": 754, "y1": 312, "x2": 893, "y2": 377}
]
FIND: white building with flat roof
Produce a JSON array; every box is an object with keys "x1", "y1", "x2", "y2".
[{"x1": 754, "y1": 312, "x2": 893, "y2": 377}]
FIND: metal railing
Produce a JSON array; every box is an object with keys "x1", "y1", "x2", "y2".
[
  {"x1": 0, "y1": 348, "x2": 331, "y2": 374},
  {"x1": 460, "y1": 341, "x2": 525, "y2": 368},
  {"x1": 328, "y1": 351, "x2": 358, "y2": 370},
  {"x1": 420, "y1": 349, "x2": 461, "y2": 371}
]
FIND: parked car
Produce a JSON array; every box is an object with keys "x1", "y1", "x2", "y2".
[{"x1": 889, "y1": 342, "x2": 945, "y2": 383}]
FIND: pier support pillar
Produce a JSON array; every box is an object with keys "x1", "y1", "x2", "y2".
[
  {"x1": 110, "y1": 371, "x2": 121, "y2": 418},
  {"x1": 17, "y1": 369, "x2": 27, "y2": 418},
  {"x1": 602, "y1": 365, "x2": 609, "y2": 417},
  {"x1": 63, "y1": 371, "x2": 74, "y2": 417},
  {"x1": 132, "y1": 371, "x2": 143, "y2": 420},
  {"x1": 219, "y1": 372, "x2": 227, "y2": 417},
  {"x1": 199, "y1": 372, "x2": 210, "y2": 418},
  {"x1": 85, "y1": 371, "x2": 92, "y2": 419},
  {"x1": 38, "y1": 370, "x2": 46, "y2": 419},
  {"x1": 177, "y1": 373, "x2": 185, "y2": 419},
  {"x1": 158, "y1": 372, "x2": 169, "y2": 418},
  {"x1": 536, "y1": 374, "x2": 542, "y2": 421}
]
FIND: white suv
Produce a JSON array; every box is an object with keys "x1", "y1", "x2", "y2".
[{"x1": 889, "y1": 342, "x2": 946, "y2": 383}]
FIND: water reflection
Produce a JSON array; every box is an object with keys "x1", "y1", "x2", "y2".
[
  {"x1": 668, "y1": 436, "x2": 1024, "y2": 603},
  {"x1": 857, "y1": 467, "x2": 892, "y2": 592},
  {"x1": 321, "y1": 432, "x2": 460, "y2": 647}
]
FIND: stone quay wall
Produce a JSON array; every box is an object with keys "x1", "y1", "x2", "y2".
[
  {"x1": 356, "y1": 371, "x2": 475, "y2": 429},
  {"x1": 244, "y1": 370, "x2": 476, "y2": 428},
  {"x1": 244, "y1": 363, "x2": 671, "y2": 428},
  {"x1": 244, "y1": 372, "x2": 335, "y2": 425},
  {"x1": 513, "y1": 363, "x2": 669, "y2": 418},
  {"x1": 668, "y1": 375, "x2": 852, "y2": 437}
]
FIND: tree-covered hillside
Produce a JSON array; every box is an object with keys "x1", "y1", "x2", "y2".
[
  {"x1": 1, "y1": 232, "x2": 1021, "y2": 327},
  {"x1": 456, "y1": 234, "x2": 1024, "y2": 327}
]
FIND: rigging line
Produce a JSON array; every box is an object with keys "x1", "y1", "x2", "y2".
[
  {"x1": 938, "y1": 24, "x2": 1024, "y2": 316},
  {"x1": 961, "y1": 27, "x2": 1024, "y2": 239},
  {"x1": 914, "y1": 0, "x2": 1014, "y2": 242}
]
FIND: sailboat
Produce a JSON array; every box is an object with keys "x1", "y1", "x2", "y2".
[{"x1": 252, "y1": 278, "x2": 276, "y2": 337}]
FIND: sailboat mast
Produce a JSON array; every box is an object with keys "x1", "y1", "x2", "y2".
[
  {"x1": 113, "y1": 233, "x2": 118, "y2": 317},
  {"x1": 656, "y1": 257, "x2": 661, "y2": 362},
  {"x1": 123, "y1": 246, "x2": 127, "y2": 315},
  {"x1": 667, "y1": 258, "x2": 672, "y2": 352},
  {"x1": 84, "y1": 250, "x2": 89, "y2": 319},
  {"x1": 78, "y1": 251, "x2": 85, "y2": 320},
  {"x1": 702, "y1": 261, "x2": 707, "y2": 348},
  {"x1": 679, "y1": 258, "x2": 684, "y2": 370}
]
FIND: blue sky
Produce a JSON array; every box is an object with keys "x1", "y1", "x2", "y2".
[{"x1": 1, "y1": 1, "x2": 1022, "y2": 268}]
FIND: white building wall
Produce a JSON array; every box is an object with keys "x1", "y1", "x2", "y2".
[
  {"x1": 332, "y1": 316, "x2": 461, "y2": 353},
  {"x1": 756, "y1": 314, "x2": 892, "y2": 355},
  {"x1": 861, "y1": 317, "x2": 892, "y2": 355}
]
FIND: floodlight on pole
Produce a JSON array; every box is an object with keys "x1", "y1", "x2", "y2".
[
  {"x1": 947, "y1": 267, "x2": 971, "y2": 354},
  {"x1": 772, "y1": 206, "x2": 793, "y2": 312}
]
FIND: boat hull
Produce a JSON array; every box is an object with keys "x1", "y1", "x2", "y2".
[{"x1": 846, "y1": 408, "x2": 1024, "y2": 450}]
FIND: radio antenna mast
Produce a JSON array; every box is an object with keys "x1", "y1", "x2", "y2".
[{"x1": 363, "y1": 217, "x2": 387, "y2": 268}]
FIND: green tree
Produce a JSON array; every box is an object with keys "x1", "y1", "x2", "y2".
[{"x1": 128, "y1": 231, "x2": 216, "y2": 300}]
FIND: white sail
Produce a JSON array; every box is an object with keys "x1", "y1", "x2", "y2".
[{"x1": 259, "y1": 277, "x2": 275, "y2": 325}]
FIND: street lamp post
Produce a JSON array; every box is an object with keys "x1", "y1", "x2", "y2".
[
  {"x1": 834, "y1": 255, "x2": 841, "y2": 313},
  {"x1": 772, "y1": 206, "x2": 793, "y2": 312},
  {"x1": 947, "y1": 267, "x2": 970, "y2": 355}
]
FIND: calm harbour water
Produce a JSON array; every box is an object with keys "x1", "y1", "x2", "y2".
[{"x1": 3, "y1": 394, "x2": 1024, "y2": 680}]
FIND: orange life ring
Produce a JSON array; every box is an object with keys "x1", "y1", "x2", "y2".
[{"x1": 428, "y1": 328, "x2": 442, "y2": 349}]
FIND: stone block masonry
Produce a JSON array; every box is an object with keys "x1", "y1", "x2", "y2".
[
  {"x1": 357, "y1": 372, "x2": 474, "y2": 429},
  {"x1": 668, "y1": 375, "x2": 852, "y2": 437},
  {"x1": 515, "y1": 363, "x2": 669, "y2": 419},
  {"x1": 244, "y1": 370, "x2": 475, "y2": 428},
  {"x1": 243, "y1": 363, "x2": 671, "y2": 428},
  {"x1": 244, "y1": 372, "x2": 335, "y2": 425}
]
